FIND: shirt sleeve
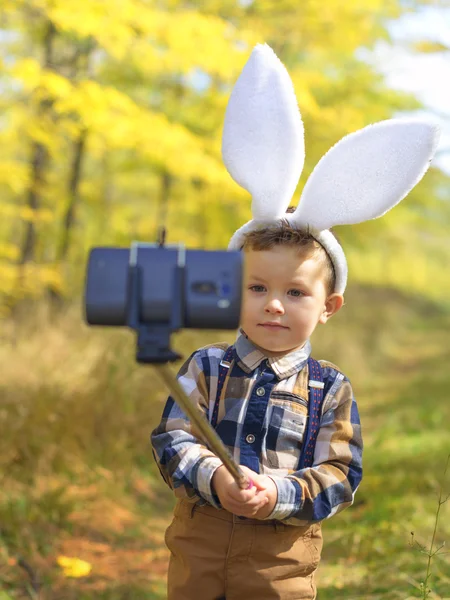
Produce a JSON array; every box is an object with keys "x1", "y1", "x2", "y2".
[
  {"x1": 150, "y1": 349, "x2": 223, "y2": 508},
  {"x1": 267, "y1": 372, "x2": 363, "y2": 525}
]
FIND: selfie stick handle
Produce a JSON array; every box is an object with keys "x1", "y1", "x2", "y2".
[{"x1": 156, "y1": 364, "x2": 252, "y2": 490}]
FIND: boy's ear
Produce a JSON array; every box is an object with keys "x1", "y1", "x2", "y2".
[{"x1": 319, "y1": 293, "x2": 344, "y2": 324}]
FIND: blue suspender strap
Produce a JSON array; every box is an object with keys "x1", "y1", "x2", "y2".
[
  {"x1": 298, "y1": 357, "x2": 325, "y2": 470},
  {"x1": 210, "y1": 346, "x2": 234, "y2": 429}
]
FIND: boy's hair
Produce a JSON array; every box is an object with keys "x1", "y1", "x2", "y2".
[{"x1": 242, "y1": 219, "x2": 336, "y2": 295}]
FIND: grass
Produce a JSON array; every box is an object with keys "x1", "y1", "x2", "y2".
[
  {"x1": 410, "y1": 455, "x2": 450, "y2": 600},
  {"x1": 0, "y1": 285, "x2": 449, "y2": 599}
]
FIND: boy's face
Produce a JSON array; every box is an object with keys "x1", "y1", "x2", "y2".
[{"x1": 240, "y1": 246, "x2": 343, "y2": 356}]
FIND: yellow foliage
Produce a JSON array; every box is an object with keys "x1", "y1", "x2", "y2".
[
  {"x1": 41, "y1": 71, "x2": 73, "y2": 98},
  {"x1": 0, "y1": 264, "x2": 17, "y2": 297},
  {"x1": 347, "y1": 243, "x2": 450, "y2": 302},
  {"x1": 17, "y1": 207, "x2": 54, "y2": 223},
  {"x1": 1, "y1": 0, "x2": 449, "y2": 308},
  {"x1": 8, "y1": 57, "x2": 41, "y2": 89},
  {"x1": 49, "y1": 78, "x2": 230, "y2": 184},
  {"x1": 413, "y1": 40, "x2": 448, "y2": 53},
  {"x1": 24, "y1": 116, "x2": 61, "y2": 154},
  {"x1": 49, "y1": 0, "x2": 140, "y2": 60},
  {"x1": 0, "y1": 263, "x2": 64, "y2": 298},
  {"x1": 45, "y1": 0, "x2": 257, "y2": 75},
  {"x1": 148, "y1": 10, "x2": 257, "y2": 77},
  {"x1": 0, "y1": 244, "x2": 19, "y2": 260},
  {"x1": 0, "y1": 203, "x2": 21, "y2": 218},
  {"x1": 0, "y1": 162, "x2": 30, "y2": 194},
  {"x1": 56, "y1": 555, "x2": 92, "y2": 578}
]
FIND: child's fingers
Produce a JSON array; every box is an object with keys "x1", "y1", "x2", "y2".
[
  {"x1": 236, "y1": 491, "x2": 267, "y2": 508},
  {"x1": 226, "y1": 495, "x2": 269, "y2": 517},
  {"x1": 249, "y1": 478, "x2": 267, "y2": 491},
  {"x1": 225, "y1": 490, "x2": 268, "y2": 512},
  {"x1": 243, "y1": 493, "x2": 269, "y2": 511},
  {"x1": 228, "y1": 484, "x2": 256, "y2": 503},
  {"x1": 239, "y1": 466, "x2": 267, "y2": 491},
  {"x1": 237, "y1": 481, "x2": 270, "y2": 503}
]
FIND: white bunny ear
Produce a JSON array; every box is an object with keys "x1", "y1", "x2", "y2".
[
  {"x1": 222, "y1": 44, "x2": 305, "y2": 220},
  {"x1": 292, "y1": 120, "x2": 441, "y2": 231}
]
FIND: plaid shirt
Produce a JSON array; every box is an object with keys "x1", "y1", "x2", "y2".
[{"x1": 151, "y1": 332, "x2": 363, "y2": 525}]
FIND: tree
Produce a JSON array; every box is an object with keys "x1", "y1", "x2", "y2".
[{"x1": 0, "y1": 0, "x2": 448, "y2": 308}]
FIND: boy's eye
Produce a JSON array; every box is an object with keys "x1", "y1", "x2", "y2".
[
  {"x1": 288, "y1": 289, "x2": 304, "y2": 297},
  {"x1": 249, "y1": 285, "x2": 266, "y2": 293}
]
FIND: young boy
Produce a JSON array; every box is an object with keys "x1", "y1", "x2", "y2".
[
  {"x1": 151, "y1": 223, "x2": 361, "y2": 599},
  {"x1": 151, "y1": 44, "x2": 438, "y2": 600}
]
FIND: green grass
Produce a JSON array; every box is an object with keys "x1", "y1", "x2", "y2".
[{"x1": 0, "y1": 286, "x2": 449, "y2": 599}]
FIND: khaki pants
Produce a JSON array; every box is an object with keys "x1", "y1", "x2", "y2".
[{"x1": 165, "y1": 499, "x2": 323, "y2": 600}]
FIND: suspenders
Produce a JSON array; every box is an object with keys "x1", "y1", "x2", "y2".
[
  {"x1": 299, "y1": 357, "x2": 325, "y2": 469},
  {"x1": 210, "y1": 346, "x2": 326, "y2": 470},
  {"x1": 210, "y1": 345, "x2": 234, "y2": 429}
]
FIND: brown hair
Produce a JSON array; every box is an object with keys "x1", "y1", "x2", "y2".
[{"x1": 242, "y1": 219, "x2": 336, "y2": 295}]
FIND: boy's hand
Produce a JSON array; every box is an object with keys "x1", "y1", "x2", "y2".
[
  {"x1": 212, "y1": 465, "x2": 269, "y2": 517},
  {"x1": 249, "y1": 474, "x2": 278, "y2": 519}
]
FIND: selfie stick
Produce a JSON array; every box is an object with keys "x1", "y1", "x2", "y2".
[
  {"x1": 127, "y1": 240, "x2": 252, "y2": 490},
  {"x1": 155, "y1": 364, "x2": 251, "y2": 490}
]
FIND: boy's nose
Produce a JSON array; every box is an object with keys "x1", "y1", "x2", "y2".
[{"x1": 264, "y1": 298, "x2": 284, "y2": 314}]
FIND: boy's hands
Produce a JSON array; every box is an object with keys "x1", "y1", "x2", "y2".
[
  {"x1": 238, "y1": 466, "x2": 278, "y2": 519},
  {"x1": 212, "y1": 465, "x2": 268, "y2": 517},
  {"x1": 212, "y1": 465, "x2": 278, "y2": 519},
  {"x1": 249, "y1": 473, "x2": 278, "y2": 519}
]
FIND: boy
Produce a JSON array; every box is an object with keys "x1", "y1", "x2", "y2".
[
  {"x1": 151, "y1": 223, "x2": 361, "y2": 599},
  {"x1": 151, "y1": 44, "x2": 438, "y2": 599}
]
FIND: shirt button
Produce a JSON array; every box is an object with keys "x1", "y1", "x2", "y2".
[
  {"x1": 256, "y1": 387, "x2": 265, "y2": 397},
  {"x1": 246, "y1": 434, "x2": 256, "y2": 444}
]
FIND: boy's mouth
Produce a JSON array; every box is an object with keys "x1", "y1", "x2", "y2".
[{"x1": 258, "y1": 322, "x2": 289, "y2": 330}]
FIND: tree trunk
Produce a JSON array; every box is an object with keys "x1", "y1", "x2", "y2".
[
  {"x1": 47, "y1": 41, "x2": 93, "y2": 306},
  {"x1": 18, "y1": 141, "x2": 49, "y2": 265},
  {"x1": 57, "y1": 130, "x2": 87, "y2": 262},
  {"x1": 48, "y1": 130, "x2": 87, "y2": 307},
  {"x1": 157, "y1": 170, "x2": 172, "y2": 242},
  {"x1": 56, "y1": 42, "x2": 93, "y2": 263},
  {"x1": 18, "y1": 20, "x2": 56, "y2": 266}
]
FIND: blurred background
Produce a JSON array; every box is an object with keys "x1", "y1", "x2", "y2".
[{"x1": 0, "y1": 1, "x2": 449, "y2": 598}]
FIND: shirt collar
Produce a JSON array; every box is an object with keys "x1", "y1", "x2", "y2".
[{"x1": 234, "y1": 330, "x2": 311, "y2": 380}]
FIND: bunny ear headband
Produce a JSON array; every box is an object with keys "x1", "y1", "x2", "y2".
[{"x1": 223, "y1": 44, "x2": 441, "y2": 294}]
